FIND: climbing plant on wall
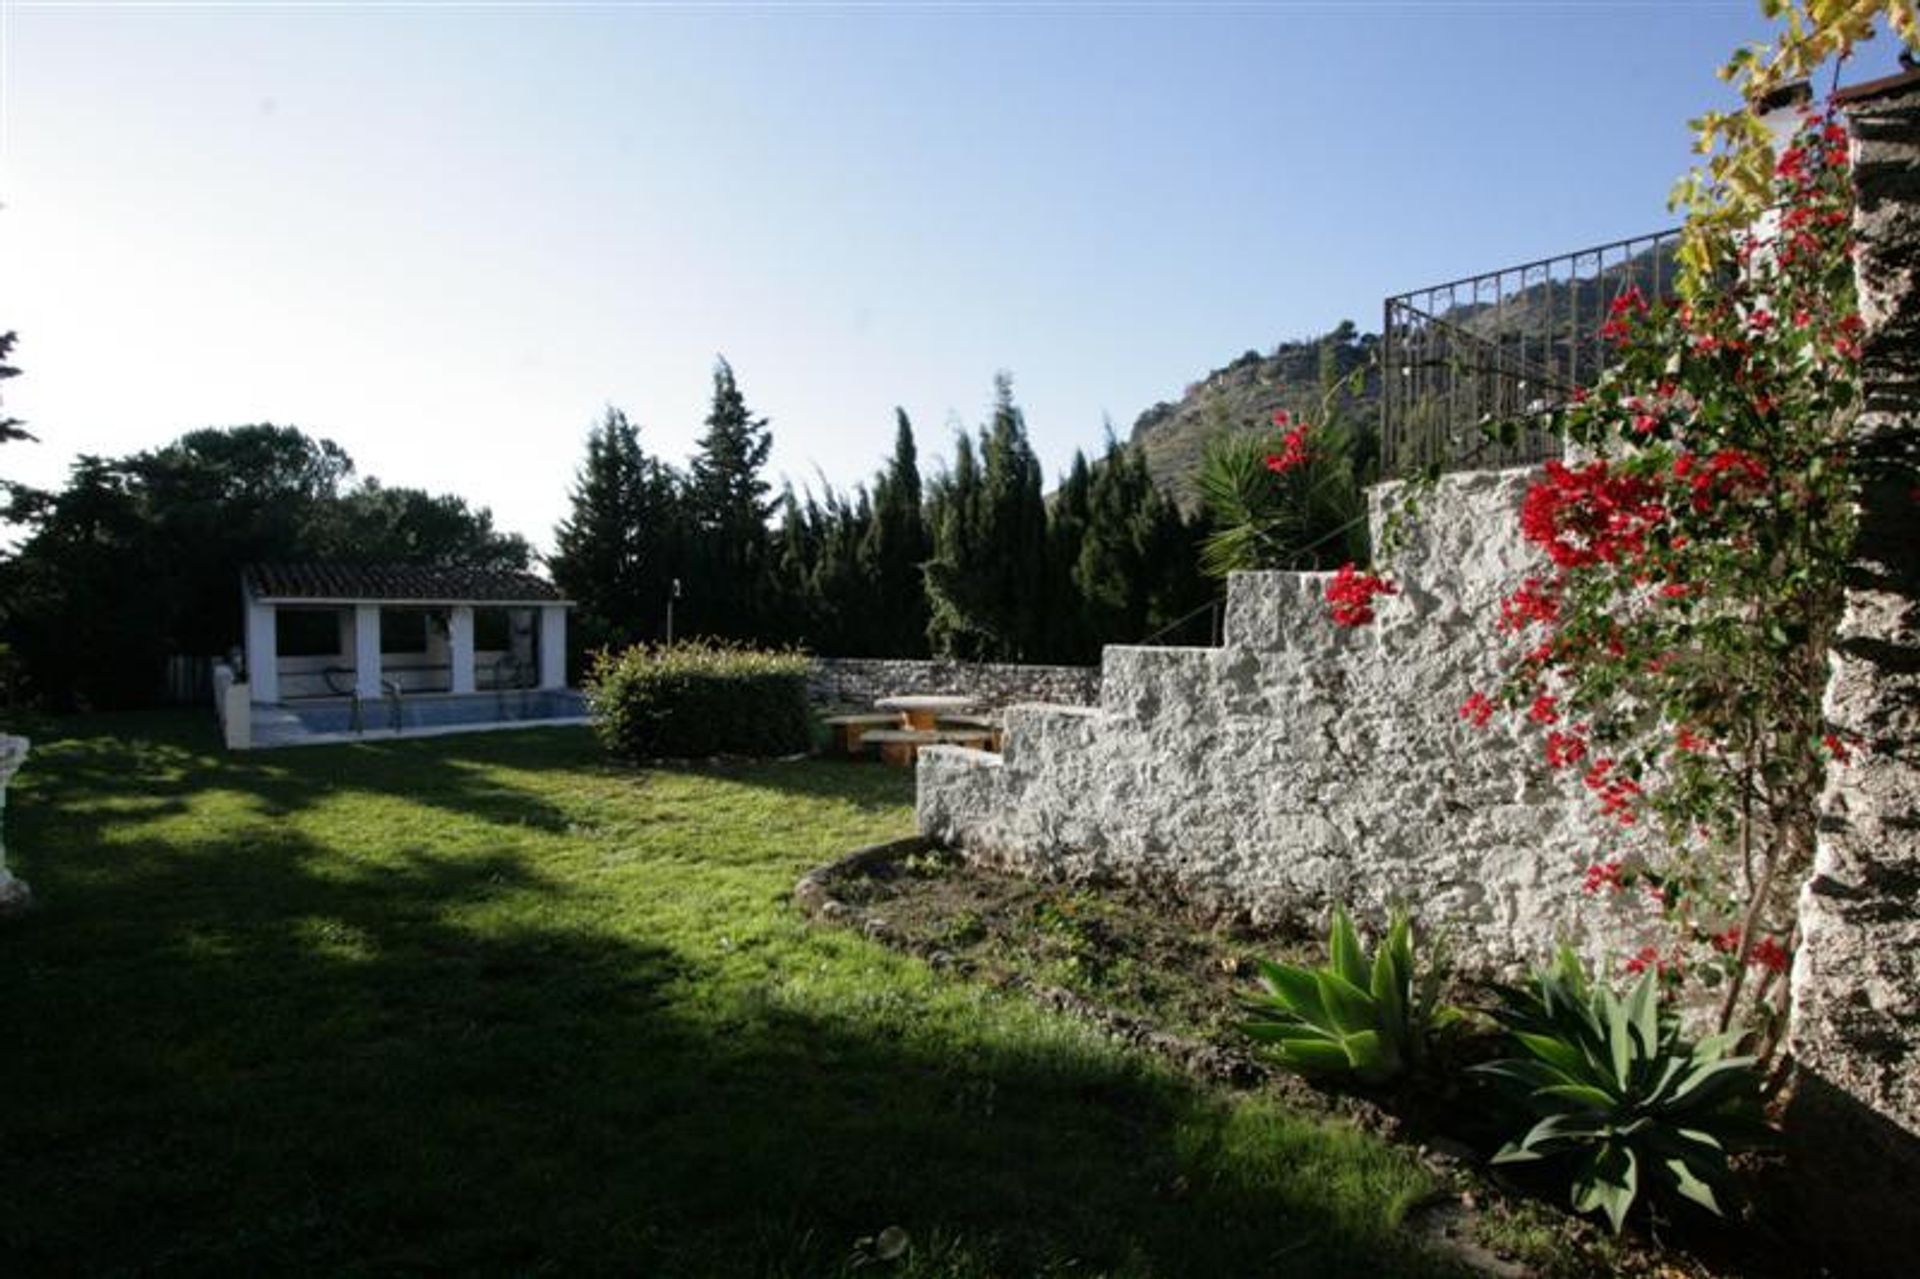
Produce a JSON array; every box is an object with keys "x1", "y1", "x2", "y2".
[{"x1": 1301, "y1": 4, "x2": 1920, "y2": 1065}]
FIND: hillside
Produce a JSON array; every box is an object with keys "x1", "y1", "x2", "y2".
[
  {"x1": 1130, "y1": 237, "x2": 1673, "y2": 509},
  {"x1": 1127, "y1": 321, "x2": 1380, "y2": 511}
]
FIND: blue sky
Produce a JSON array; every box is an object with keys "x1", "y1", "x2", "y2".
[{"x1": 2, "y1": 1, "x2": 1894, "y2": 552}]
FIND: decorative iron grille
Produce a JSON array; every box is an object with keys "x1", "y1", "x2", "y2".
[{"x1": 1380, "y1": 227, "x2": 1682, "y2": 478}]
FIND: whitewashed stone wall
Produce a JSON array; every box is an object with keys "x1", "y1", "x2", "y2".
[
  {"x1": 919, "y1": 467, "x2": 1667, "y2": 971},
  {"x1": 808, "y1": 657, "x2": 1100, "y2": 711}
]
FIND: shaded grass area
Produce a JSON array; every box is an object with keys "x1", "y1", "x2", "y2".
[{"x1": 0, "y1": 712, "x2": 1459, "y2": 1277}]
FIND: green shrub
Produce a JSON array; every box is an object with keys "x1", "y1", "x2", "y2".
[
  {"x1": 1475, "y1": 949, "x2": 1768, "y2": 1235},
  {"x1": 585, "y1": 642, "x2": 812, "y2": 761},
  {"x1": 1243, "y1": 906, "x2": 1463, "y2": 1086}
]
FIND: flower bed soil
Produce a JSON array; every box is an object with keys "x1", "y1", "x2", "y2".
[{"x1": 796, "y1": 840, "x2": 1818, "y2": 1279}]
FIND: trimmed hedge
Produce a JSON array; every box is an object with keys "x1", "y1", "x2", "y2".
[{"x1": 585, "y1": 642, "x2": 813, "y2": 761}]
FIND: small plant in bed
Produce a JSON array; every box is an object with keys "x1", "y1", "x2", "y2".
[
  {"x1": 1474, "y1": 948, "x2": 1768, "y2": 1236},
  {"x1": 585, "y1": 640, "x2": 812, "y2": 761},
  {"x1": 1242, "y1": 906, "x2": 1464, "y2": 1087}
]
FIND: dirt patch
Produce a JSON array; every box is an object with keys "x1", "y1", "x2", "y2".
[{"x1": 796, "y1": 841, "x2": 1818, "y2": 1279}]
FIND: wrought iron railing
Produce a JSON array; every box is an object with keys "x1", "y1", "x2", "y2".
[{"x1": 1380, "y1": 227, "x2": 1682, "y2": 478}]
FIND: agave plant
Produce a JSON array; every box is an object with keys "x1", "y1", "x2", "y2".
[
  {"x1": 1475, "y1": 948, "x2": 1768, "y2": 1234},
  {"x1": 1242, "y1": 906, "x2": 1462, "y2": 1085}
]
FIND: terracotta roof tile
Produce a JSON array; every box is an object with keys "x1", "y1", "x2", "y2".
[{"x1": 243, "y1": 563, "x2": 567, "y2": 604}]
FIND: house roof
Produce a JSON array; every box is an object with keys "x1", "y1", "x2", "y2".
[
  {"x1": 243, "y1": 563, "x2": 570, "y2": 606},
  {"x1": 1835, "y1": 66, "x2": 1920, "y2": 106}
]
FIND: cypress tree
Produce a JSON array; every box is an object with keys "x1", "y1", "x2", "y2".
[
  {"x1": 865, "y1": 409, "x2": 930, "y2": 657},
  {"x1": 1044, "y1": 448, "x2": 1095, "y2": 662},
  {"x1": 977, "y1": 373, "x2": 1049, "y2": 659},
  {"x1": 925, "y1": 430, "x2": 988, "y2": 659}
]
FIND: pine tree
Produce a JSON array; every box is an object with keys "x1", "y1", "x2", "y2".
[
  {"x1": 550, "y1": 408, "x2": 686, "y2": 653},
  {"x1": 685, "y1": 357, "x2": 774, "y2": 639}
]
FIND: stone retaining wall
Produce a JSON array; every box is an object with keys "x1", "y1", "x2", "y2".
[
  {"x1": 1783, "y1": 74, "x2": 1920, "y2": 1278},
  {"x1": 918, "y1": 467, "x2": 1668, "y2": 972},
  {"x1": 808, "y1": 657, "x2": 1100, "y2": 711}
]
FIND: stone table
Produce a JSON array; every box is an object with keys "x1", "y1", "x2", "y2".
[
  {"x1": 874, "y1": 694, "x2": 978, "y2": 732},
  {"x1": 0, "y1": 734, "x2": 29, "y2": 916}
]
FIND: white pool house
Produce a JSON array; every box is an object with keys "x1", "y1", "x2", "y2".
[{"x1": 215, "y1": 564, "x2": 587, "y2": 749}]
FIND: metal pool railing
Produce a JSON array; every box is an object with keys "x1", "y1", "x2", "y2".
[{"x1": 1380, "y1": 227, "x2": 1682, "y2": 479}]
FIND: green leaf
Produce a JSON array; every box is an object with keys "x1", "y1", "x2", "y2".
[
  {"x1": 1624, "y1": 968, "x2": 1661, "y2": 1059},
  {"x1": 1535, "y1": 1083, "x2": 1619, "y2": 1113},
  {"x1": 1316, "y1": 970, "x2": 1377, "y2": 1038},
  {"x1": 1514, "y1": 1031, "x2": 1597, "y2": 1085},
  {"x1": 1571, "y1": 1143, "x2": 1640, "y2": 1235},
  {"x1": 1662, "y1": 1156, "x2": 1725, "y2": 1216},
  {"x1": 1270, "y1": 1038, "x2": 1353, "y2": 1075},
  {"x1": 1370, "y1": 936, "x2": 1407, "y2": 1052},
  {"x1": 1604, "y1": 987, "x2": 1634, "y2": 1087},
  {"x1": 1328, "y1": 908, "x2": 1369, "y2": 989},
  {"x1": 1254, "y1": 960, "x2": 1328, "y2": 1027}
]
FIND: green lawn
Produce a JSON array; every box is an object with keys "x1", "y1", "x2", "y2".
[{"x1": 0, "y1": 712, "x2": 1457, "y2": 1277}]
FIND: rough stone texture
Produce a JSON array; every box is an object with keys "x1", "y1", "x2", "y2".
[
  {"x1": 0, "y1": 735, "x2": 32, "y2": 918},
  {"x1": 919, "y1": 468, "x2": 1666, "y2": 973},
  {"x1": 807, "y1": 657, "x2": 1100, "y2": 711},
  {"x1": 1783, "y1": 80, "x2": 1920, "y2": 1278}
]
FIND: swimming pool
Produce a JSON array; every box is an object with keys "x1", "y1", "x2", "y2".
[{"x1": 252, "y1": 689, "x2": 590, "y2": 747}]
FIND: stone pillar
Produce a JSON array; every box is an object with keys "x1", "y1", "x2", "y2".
[
  {"x1": 538, "y1": 605, "x2": 567, "y2": 690},
  {"x1": 1785, "y1": 77, "x2": 1920, "y2": 1278},
  {"x1": 0, "y1": 736, "x2": 31, "y2": 916},
  {"x1": 354, "y1": 604, "x2": 384, "y2": 701},
  {"x1": 449, "y1": 606, "x2": 476, "y2": 695},
  {"x1": 244, "y1": 599, "x2": 279, "y2": 704}
]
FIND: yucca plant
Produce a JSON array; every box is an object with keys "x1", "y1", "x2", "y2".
[
  {"x1": 1242, "y1": 906, "x2": 1462, "y2": 1085},
  {"x1": 1475, "y1": 948, "x2": 1768, "y2": 1235}
]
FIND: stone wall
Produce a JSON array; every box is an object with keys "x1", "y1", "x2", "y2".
[
  {"x1": 918, "y1": 467, "x2": 1667, "y2": 972},
  {"x1": 808, "y1": 657, "x2": 1100, "y2": 711},
  {"x1": 1784, "y1": 75, "x2": 1920, "y2": 1278}
]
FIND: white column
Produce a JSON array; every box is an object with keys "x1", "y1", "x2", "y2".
[
  {"x1": 354, "y1": 604, "x2": 383, "y2": 700},
  {"x1": 245, "y1": 600, "x2": 279, "y2": 704},
  {"x1": 538, "y1": 605, "x2": 567, "y2": 690},
  {"x1": 449, "y1": 606, "x2": 476, "y2": 694}
]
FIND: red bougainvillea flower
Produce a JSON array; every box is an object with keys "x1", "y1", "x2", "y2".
[
  {"x1": 1582, "y1": 758, "x2": 1641, "y2": 824},
  {"x1": 1749, "y1": 936, "x2": 1790, "y2": 974},
  {"x1": 1675, "y1": 726, "x2": 1710, "y2": 754},
  {"x1": 1520, "y1": 460, "x2": 1668, "y2": 569},
  {"x1": 1458, "y1": 691, "x2": 1495, "y2": 728},
  {"x1": 1582, "y1": 858, "x2": 1626, "y2": 895},
  {"x1": 1822, "y1": 732, "x2": 1853, "y2": 765},
  {"x1": 1527, "y1": 694, "x2": 1559, "y2": 725},
  {"x1": 1711, "y1": 925, "x2": 1743, "y2": 954},
  {"x1": 1324, "y1": 563, "x2": 1396, "y2": 627},
  {"x1": 1623, "y1": 945, "x2": 1680, "y2": 978},
  {"x1": 1499, "y1": 576, "x2": 1561, "y2": 631},
  {"x1": 1264, "y1": 425, "x2": 1313, "y2": 476},
  {"x1": 1545, "y1": 729, "x2": 1588, "y2": 769}
]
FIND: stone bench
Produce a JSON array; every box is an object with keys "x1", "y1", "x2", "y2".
[
  {"x1": 864, "y1": 728, "x2": 992, "y2": 767},
  {"x1": 821, "y1": 712, "x2": 906, "y2": 756}
]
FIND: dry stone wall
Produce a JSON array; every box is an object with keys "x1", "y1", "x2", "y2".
[
  {"x1": 1782, "y1": 75, "x2": 1920, "y2": 1278},
  {"x1": 919, "y1": 467, "x2": 1668, "y2": 972},
  {"x1": 808, "y1": 657, "x2": 1099, "y2": 711}
]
